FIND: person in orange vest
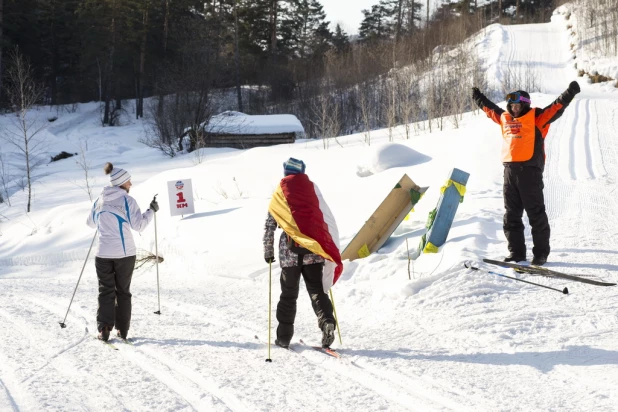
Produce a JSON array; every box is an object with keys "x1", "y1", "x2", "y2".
[{"x1": 472, "y1": 82, "x2": 580, "y2": 265}]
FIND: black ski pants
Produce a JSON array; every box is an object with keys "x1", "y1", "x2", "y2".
[
  {"x1": 503, "y1": 165, "x2": 550, "y2": 259},
  {"x1": 276, "y1": 261, "x2": 335, "y2": 343},
  {"x1": 95, "y1": 256, "x2": 136, "y2": 333}
]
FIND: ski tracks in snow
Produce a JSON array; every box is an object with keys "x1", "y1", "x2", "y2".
[
  {"x1": 544, "y1": 95, "x2": 618, "y2": 255},
  {"x1": 26, "y1": 295, "x2": 249, "y2": 412},
  {"x1": 165, "y1": 296, "x2": 485, "y2": 412},
  {"x1": 0, "y1": 374, "x2": 19, "y2": 412},
  {"x1": 112, "y1": 342, "x2": 243, "y2": 412},
  {"x1": 0, "y1": 300, "x2": 94, "y2": 411},
  {"x1": 567, "y1": 98, "x2": 599, "y2": 181}
]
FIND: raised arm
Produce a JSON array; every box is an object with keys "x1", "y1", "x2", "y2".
[
  {"x1": 472, "y1": 87, "x2": 504, "y2": 125},
  {"x1": 535, "y1": 81, "x2": 580, "y2": 130}
]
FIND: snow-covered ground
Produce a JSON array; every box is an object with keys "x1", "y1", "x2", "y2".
[{"x1": 2, "y1": 9, "x2": 618, "y2": 412}]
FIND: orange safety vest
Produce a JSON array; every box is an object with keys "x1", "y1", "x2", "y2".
[{"x1": 500, "y1": 110, "x2": 536, "y2": 162}]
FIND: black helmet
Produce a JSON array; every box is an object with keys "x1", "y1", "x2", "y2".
[{"x1": 506, "y1": 90, "x2": 531, "y2": 116}]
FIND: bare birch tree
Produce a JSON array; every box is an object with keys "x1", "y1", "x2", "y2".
[
  {"x1": 71, "y1": 140, "x2": 95, "y2": 201},
  {"x1": 313, "y1": 93, "x2": 341, "y2": 150},
  {"x1": 358, "y1": 83, "x2": 373, "y2": 145},
  {"x1": 0, "y1": 152, "x2": 11, "y2": 206},
  {"x1": 0, "y1": 49, "x2": 47, "y2": 213}
]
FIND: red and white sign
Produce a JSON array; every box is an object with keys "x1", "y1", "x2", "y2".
[{"x1": 167, "y1": 179, "x2": 195, "y2": 216}]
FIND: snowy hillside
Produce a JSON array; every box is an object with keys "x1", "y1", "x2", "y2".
[
  {"x1": 556, "y1": 2, "x2": 618, "y2": 82},
  {"x1": 2, "y1": 7, "x2": 618, "y2": 412}
]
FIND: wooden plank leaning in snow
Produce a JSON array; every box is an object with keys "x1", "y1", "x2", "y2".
[{"x1": 341, "y1": 173, "x2": 427, "y2": 262}]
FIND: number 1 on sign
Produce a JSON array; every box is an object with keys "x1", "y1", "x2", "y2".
[{"x1": 176, "y1": 192, "x2": 186, "y2": 203}]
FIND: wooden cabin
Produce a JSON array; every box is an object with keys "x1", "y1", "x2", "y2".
[{"x1": 202, "y1": 112, "x2": 305, "y2": 149}]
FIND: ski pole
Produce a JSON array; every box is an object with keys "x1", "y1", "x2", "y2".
[
  {"x1": 329, "y1": 289, "x2": 343, "y2": 345},
  {"x1": 59, "y1": 230, "x2": 98, "y2": 328},
  {"x1": 153, "y1": 194, "x2": 162, "y2": 315},
  {"x1": 266, "y1": 261, "x2": 273, "y2": 363},
  {"x1": 464, "y1": 262, "x2": 568, "y2": 295}
]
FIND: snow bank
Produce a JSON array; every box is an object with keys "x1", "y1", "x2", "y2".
[{"x1": 357, "y1": 143, "x2": 431, "y2": 176}]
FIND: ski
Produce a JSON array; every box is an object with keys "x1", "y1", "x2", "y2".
[
  {"x1": 465, "y1": 262, "x2": 568, "y2": 294},
  {"x1": 254, "y1": 335, "x2": 339, "y2": 358},
  {"x1": 482, "y1": 259, "x2": 616, "y2": 287},
  {"x1": 95, "y1": 336, "x2": 118, "y2": 350},
  {"x1": 111, "y1": 329, "x2": 134, "y2": 345},
  {"x1": 299, "y1": 339, "x2": 341, "y2": 359},
  {"x1": 87, "y1": 326, "x2": 118, "y2": 350},
  {"x1": 254, "y1": 335, "x2": 294, "y2": 352}
]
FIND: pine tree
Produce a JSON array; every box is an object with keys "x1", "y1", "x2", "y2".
[
  {"x1": 77, "y1": 0, "x2": 144, "y2": 124},
  {"x1": 358, "y1": 0, "x2": 422, "y2": 42},
  {"x1": 306, "y1": 0, "x2": 333, "y2": 59},
  {"x1": 405, "y1": 0, "x2": 423, "y2": 33},
  {"x1": 393, "y1": 0, "x2": 422, "y2": 39},
  {"x1": 237, "y1": 0, "x2": 270, "y2": 60},
  {"x1": 359, "y1": 2, "x2": 393, "y2": 41},
  {"x1": 37, "y1": 0, "x2": 81, "y2": 105},
  {"x1": 284, "y1": 0, "x2": 332, "y2": 59},
  {"x1": 331, "y1": 24, "x2": 349, "y2": 54}
]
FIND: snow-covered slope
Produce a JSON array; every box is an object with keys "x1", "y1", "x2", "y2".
[{"x1": 1, "y1": 10, "x2": 618, "y2": 412}]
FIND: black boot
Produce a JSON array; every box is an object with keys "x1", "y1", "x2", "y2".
[
  {"x1": 531, "y1": 256, "x2": 547, "y2": 266},
  {"x1": 504, "y1": 254, "x2": 526, "y2": 263},
  {"x1": 275, "y1": 339, "x2": 290, "y2": 349},
  {"x1": 321, "y1": 322, "x2": 335, "y2": 348},
  {"x1": 98, "y1": 326, "x2": 111, "y2": 342}
]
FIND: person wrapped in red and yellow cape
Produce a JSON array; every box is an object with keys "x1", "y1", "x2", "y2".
[{"x1": 263, "y1": 157, "x2": 342, "y2": 349}]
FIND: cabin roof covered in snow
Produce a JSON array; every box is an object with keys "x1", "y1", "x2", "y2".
[{"x1": 204, "y1": 111, "x2": 305, "y2": 135}]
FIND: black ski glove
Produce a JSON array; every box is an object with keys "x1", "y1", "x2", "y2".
[
  {"x1": 472, "y1": 87, "x2": 482, "y2": 101},
  {"x1": 265, "y1": 256, "x2": 276, "y2": 264},
  {"x1": 567, "y1": 81, "x2": 580, "y2": 95},
  {"x1": 149, "y1": 199, "x2": 159, "y2": 212}
]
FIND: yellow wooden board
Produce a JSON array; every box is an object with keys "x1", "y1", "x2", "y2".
[{"x1": 341, "y1": 174, "x2": 427, "y2": 261}]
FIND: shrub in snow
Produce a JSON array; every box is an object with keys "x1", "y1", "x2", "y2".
[{"x1": 50, "y1": 151, "x2": 76, "y2": 162}]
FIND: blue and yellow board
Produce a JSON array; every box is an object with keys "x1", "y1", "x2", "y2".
[{"x1": 418, "y1": 168, "x2": 469, "y2": 255}]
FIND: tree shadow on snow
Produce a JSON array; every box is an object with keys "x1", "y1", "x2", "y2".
[
  {"x1": 340, "y1": 345, "x2": 618, "y2": 373},
  {"x1": 378, "y1": 215, "x2": 502, "y2": 255},
  {"x1": 129, "y1": 337, "x2": 261, "y2": 351},
  {"x1": 377, "y1": 228, "x2": 426, "y2": 254},
  {"x1": 181, "y1": 207, "x2": 241, "y2": 220}
]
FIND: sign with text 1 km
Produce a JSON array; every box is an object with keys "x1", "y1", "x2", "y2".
[{"x1": 167, "y1": 179, "x2": 195, "y2": 216}]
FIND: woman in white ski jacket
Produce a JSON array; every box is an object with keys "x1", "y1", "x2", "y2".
[{"x1": 86, "y1": 162, "x2": 158, "y2": 341}]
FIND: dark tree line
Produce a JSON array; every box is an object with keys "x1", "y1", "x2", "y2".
[
  {"x1": 0, "y1": 0, "x2": 340, "y2": 124},
  {"x1": 0, "y1": 0, "x2": 563, "y2": 134}
]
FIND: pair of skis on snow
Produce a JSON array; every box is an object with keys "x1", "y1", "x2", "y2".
[
  {"x1": 95, "y1": 334, "x2": 134, "y2": 350},
  {"x1": 255, "y1": 335, "x2": 341, "y2": 359},
  {"x1": 468, "y1": 259, "x2": 616, "y2": 294}
]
